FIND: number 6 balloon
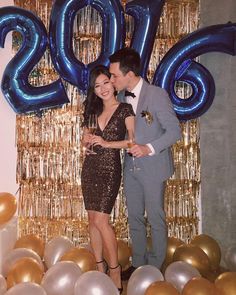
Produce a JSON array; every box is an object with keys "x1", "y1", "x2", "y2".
[{"x1": 153, "y1": 22, "x2": 236, "y2": 121}]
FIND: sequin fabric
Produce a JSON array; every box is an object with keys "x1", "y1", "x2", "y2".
[{"x1": 81, "y1": 103, "x2": 135, "y2": 214}]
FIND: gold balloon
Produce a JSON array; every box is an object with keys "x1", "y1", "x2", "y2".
[
  {"x1": 14, "y1": 234, "x2": 45, "y2": 258},
  {"x1": 60, "y1": 247, "x2": 96, "y2": 272},
  {"x1": 6, "y1": 257, "x2": 44, "y2": 289},
  {"x1": 191, "y1": 234, "x2": 221, "y2": 270},
  {"x1": 117, "y1": 240, "x2": 132, "y2": 269},
  {"x1": 145, "y1": 281, "x2": 180, "y2": 295},
  {"x1": 215, "y1": 272, "x2": 236, "y2": 295},
  {"x1": 173, "y1": 244, "x2": 211, "y2": 276},
  {"x1": 0, "y1": 192, "x2": 17, "y2": 225},
  {"x1": 205, "y1": 265, "x2": 227, "y2": 282},
  {"x1": 162, "y1": 237, "x2": 185, "y2": 271},
  {"x1": 182, "y1": 277, "x2": 220, "y2": 295}
]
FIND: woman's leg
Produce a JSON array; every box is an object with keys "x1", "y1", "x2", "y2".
[
  {"x1": 91, "y1": 211, "x2": 122, "y2": 289},
  {"x1": 88, "y1": 210, "x2": 106, "y2": 272}
]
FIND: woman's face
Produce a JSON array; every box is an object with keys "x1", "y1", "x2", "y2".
[{"x1": 94, "y1": 73, "x2": 115, "y2": 101}]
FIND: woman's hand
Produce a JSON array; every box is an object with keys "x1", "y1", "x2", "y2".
[
  {"x1": 91, "y1": 135, "x2": 108, "y2": 148},
  {"x1": 83, "y1": 133, "x2": 93, "y2": 145}
]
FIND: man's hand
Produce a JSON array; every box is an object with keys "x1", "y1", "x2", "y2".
[{"x1": 129, "y1": 144, "x2": 151, "y2": 157}]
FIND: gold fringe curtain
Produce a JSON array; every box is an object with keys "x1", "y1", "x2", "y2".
[{"x1": 14, "y1": 0, "x2": 200, "y2": 244}]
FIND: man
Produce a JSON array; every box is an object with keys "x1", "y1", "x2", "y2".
[{"x1": 109, "y1": 48, "x2": 181, "y2": 279}]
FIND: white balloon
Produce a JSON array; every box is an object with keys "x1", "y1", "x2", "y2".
[
  {"x1": 42, "y1": 261, "x2": 82, "y2": 295},
  {"x1": 0, "y1": 274, "x2": 7, "y2": 295},
  {"x1": 44, "y1": 236, "x2": 74, "y2": 268},
  {"x1": 5, "y1": 282, "x2": 46, "y2": 295},
  {"x1": 165, "y1": 261, "x2": 201, "y2": 292},
  {"x1": 127, "y1": 265, "x2": 164, "y2": 295},
  {"x1": 2, "y1": 247, "x2": 44, "y2": 277},
  {"x1": 74, "y1": 271, "x2": 119, "y2": 295}
]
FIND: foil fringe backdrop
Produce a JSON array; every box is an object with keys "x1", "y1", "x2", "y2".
[{"x1": 14, "y1": 0, "x2": 200, "y2": 245}]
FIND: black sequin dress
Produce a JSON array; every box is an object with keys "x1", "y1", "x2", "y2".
[{"x1": 81, "y1": 103, "x2": 134, "y2": 214}]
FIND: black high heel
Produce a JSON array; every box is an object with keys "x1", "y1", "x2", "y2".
[
  {"x1": 96, "y1": 259, "x2": 108, "y2": 273},
  {"x1": 109, "y1": 264, "x2": 123, "y2": 294}
]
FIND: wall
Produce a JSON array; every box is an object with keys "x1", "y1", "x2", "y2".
[
  {"x1": 0, "y1": 0, "x2": 17, "y2": 195},
  {"x1": 200, "y1": 0, "x2": 236, "y2": 260}
]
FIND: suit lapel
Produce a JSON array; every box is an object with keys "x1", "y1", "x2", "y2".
[{"x1": 136, "y1": 80, "x2": 149, "y2": 118}]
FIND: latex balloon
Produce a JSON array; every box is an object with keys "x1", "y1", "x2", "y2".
[
  {"x1": 173, "y1": 244, "x2": 211, "y2": 276},
  {"x1": 0, "y1": 275, "x2": 7, "y2": 295},
  {"x1": 14, "y1": 234, "x2": 45, "y2": 258},
  {"x1": 215, "y1": 272, "x2": 236, "y2": 295},
  {"x1": 182, "y1": 277, "x2": 219, "y2": 295},
  {"x1": 4, "y1": 282, "x2": 47, "y2": 295},
  {"x1": 44, "y1": 236, "x2": 74, "y2": 268},
  {"x1": 7, "y1": 257, "x2": 44, "y2": 289},
  {"x1": 204, "y1": 265, "x2": 227, "y2": 282},
  {"x1": 125, "y1": 0, "x2": 165, "y2": 80},
  {"x1": 224, "y1": 245, "x2": 236, "y2": 271},
  {"x1": 145, "y1": 281, "x2": 180, "y2": 295},
  {"x1": 49, "y1": 0, "x2": 125, "y2": 91},
  {"x1": 127, "y1": 265, "x2": 164, "y2": 295},
  {"x1": 2, "y1": 248, "x2": 44, "y2": 277},
  {"x1": 162, "y1": 237, "x2": 185, "y2": 269},
  {"x1": 79, "y1": 242, "x2": 93, "y2": 253},
  {"x1": 153, "y1": 22, "x2": 236, "y2": 120},
  {"x1": 191, "y1": 234, "x2": 221, "y2": 270},
  {"x1": 41, "y1": 261, "x2": 82, "y2": 295},
  {"x1": 74, "y1": 271, "x2": 119, "y2": 295},
  {"x1": 60, "y1": 247, "x2": 96, "y2": 272},
  {"x1": 0, "y1": 192, "x2": 17, "y2": 225},
  {"x1": 165, "y1": 261, "x2": 201, "y2": 293},
  {"x1": 117, "y1": 239, "x2": 131, "y2": 269},
  {"x1": 0, "y1": 6, "x2": 69, "y2": 114}
]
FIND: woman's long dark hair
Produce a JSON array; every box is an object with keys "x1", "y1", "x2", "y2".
[{"x1": 83, "y1": 65, "x2": 111, "y2": 127}]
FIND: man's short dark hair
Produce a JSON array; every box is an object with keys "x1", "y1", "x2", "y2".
[{"x1": 109, "y1": 47, "x2": 141, "y2": 76}]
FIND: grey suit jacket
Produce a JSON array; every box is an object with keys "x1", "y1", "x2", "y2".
[{"x1": 120, "y1": 80, "x2": 181, "y2": 181}]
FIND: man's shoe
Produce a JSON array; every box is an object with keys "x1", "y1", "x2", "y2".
[{"x1": 121, "y1": 265, "x2": 137, "y2": 281}]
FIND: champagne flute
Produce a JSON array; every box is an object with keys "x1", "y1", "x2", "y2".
[
  {"x1": 127, "y1": 135, "x2": 140, "y2": 171},
  {"x1": 87, "y1": 114, "x2": 98, "y2": 154}
]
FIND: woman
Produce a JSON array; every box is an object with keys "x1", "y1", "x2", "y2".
[{"x1": 81, "y1": 65, "x2": 135, "y2": 292}]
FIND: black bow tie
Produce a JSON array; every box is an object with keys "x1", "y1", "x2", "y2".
[{"x1": 124, "y1": 90, "x2": 136, "y2": 98}]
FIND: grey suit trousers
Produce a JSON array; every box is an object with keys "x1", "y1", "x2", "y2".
[{"x1": 124, "y1": 164, "x2": 167, "y2": 268}]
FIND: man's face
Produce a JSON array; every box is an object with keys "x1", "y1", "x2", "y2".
[{"x1": 109, "y1": 62, "x2": 129, "y2": 91}]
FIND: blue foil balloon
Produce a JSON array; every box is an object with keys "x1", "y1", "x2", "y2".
[
  {"x1": 0, "y1": 6, "x2": 69, "y2": 114},
  {"x1": 153, "y1": 22, "x2": 236, "y2": 121},
  {"x1": 49, "y1": 0, "x2": 125, "y2": 92},
  {"x1": 126, "y1": 0, "x2": 165, "y2": 80}
]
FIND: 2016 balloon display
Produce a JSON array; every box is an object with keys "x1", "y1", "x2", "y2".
[
  {"x1": 0, "y1": 6, "x2": 69, "y2": 114},
  {"x1": 153, "y1": 22, "x2": 236, "y2": 120},
  {"x1": 0, "y1": 2, "x2": 235, "y2": 119}
]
